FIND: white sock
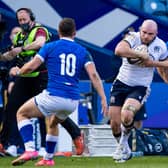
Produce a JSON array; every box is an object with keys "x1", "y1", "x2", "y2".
[
  {"x1": 25, "y1": 141, "x2": 35, "y2": 151},
  {"x1": 120, "y1": 125, "x2": 131, "y2": 145}
]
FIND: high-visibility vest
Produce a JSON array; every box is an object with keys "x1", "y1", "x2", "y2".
[{"x1": 13, "y1": 24, "x2": 50, "y2": 77}]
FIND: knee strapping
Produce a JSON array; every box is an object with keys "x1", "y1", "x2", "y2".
[{"x1": 123, "y1": 104, "x2": 137, "y2": 115}]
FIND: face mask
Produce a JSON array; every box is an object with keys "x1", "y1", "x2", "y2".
[{"x1": 20, "y1": 23, "x2": 30, "y2": 32}]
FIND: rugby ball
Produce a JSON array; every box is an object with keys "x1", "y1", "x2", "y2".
[
  {"x1": 127, "y1": 44, "x2": 148, "y2": 64},
  {"x1": 127, "y1": 57, "x2": 142, "y2": 64}
]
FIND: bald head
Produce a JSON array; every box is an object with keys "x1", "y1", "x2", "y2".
[
  {"x1": 140, "y1": 19, "x2": 158, "y2": 45},
  {"x1": 141, "y1": 19, "x2": 158, "y2": 34}
]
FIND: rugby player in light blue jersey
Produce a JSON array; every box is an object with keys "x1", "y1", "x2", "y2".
[{"x1": 11, "y1": 18, "x2": 108, "y2": 166}]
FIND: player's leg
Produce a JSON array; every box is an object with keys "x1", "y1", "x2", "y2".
[
  {"x1": 38, "y1": 118, "x2": 47, "y2": 156},
  {"x1": 109, "y1": 105, "x2": 123, "y2": 160},
  {"x1": 61, "y1": 117, "x2": 84, "y2": 155},
  {"x1": 108, "y1": 80, "x2": 125, "y2": 160},
  {"x1": 134, "y1": 104, "x2": 147, "y2": 130},
  {"x1": 0, "y1": 78, "x2": 27, "y2": 156},
  {"x1": 12, "y1": 97, "x2": 43, "y2": 166},
  {"x1": 118, "y1": 85, "x2": 149, "y2": 162},
  {"x1": 35, "y1": 115, "x2": 59, "y2": 166},
  {"x1": 119, "y1": 98, "x2": 141, "y2": 161},
  {"x1": 34, "y1": 92, "x2": 78, "y2": 166}
]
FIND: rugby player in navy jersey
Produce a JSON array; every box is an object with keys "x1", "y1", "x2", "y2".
[{"x1": 11, "y1": 17, "x2": 108, "y2": 166}]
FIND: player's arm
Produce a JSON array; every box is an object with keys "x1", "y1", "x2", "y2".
[
  {"x1": 115, "y1": 40, "x2": 148, "y2": 60},
  {"x1": 84, "y1": 55, "x2": 108, "y2": 115},
  {"x1": 157, "y1": 67, "x2": 168, "y2": 83},
  {"x1": 10, "y1": 54, "x2": 43, "y2": 76},
  {"x1": 86, "y1": 63, "x2": 108, "y2": 115},
  {"x1": 153, "y1": 57, "x2": 168, "y2": 83},
  {"x1": 142, "y1": 58, "x2": 168, "y2": 67},
  {"x1": 19, "y1": 55, "x2": 42, "y2": 75}
]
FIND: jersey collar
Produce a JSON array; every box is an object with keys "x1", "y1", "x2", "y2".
[{"x1": 60, "y1": 37, "x2": 74, "y2": 42}]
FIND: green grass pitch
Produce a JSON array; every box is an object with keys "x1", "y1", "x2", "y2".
[{"x1": 0, "y1": 156, "x2": 168, "y2": 168}]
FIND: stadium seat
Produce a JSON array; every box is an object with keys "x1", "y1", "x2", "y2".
[
  {"x1": 111, "y1": 0, "x2": 143, "y2": 10},
  {"x1": 143, "y1": 0, "x2": 167, "y2": 15}
]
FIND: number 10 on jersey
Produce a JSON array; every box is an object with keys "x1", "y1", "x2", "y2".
[{"x1": 59, "y1": 53, "x2": 76, "y2": 77}]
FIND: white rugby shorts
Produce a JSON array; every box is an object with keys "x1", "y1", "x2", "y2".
[{"x1": 34, "y1": 90, "x2": 79, "y2": 120}]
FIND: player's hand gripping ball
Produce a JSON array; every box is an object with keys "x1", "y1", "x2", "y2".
[{"x1": 127, "y1": 44, "x2": 148, "y2": 64}]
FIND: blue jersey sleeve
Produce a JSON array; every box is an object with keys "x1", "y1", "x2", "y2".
[
  {"x1": 87, "y1": 51, "x2": 93, "y2": 61},
  {"x1": 38, "y1": 43, "x2": 50, "y2": 60},
  {"x1": 84, "y1": 51, "x2": 93, "y2": 65}
]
